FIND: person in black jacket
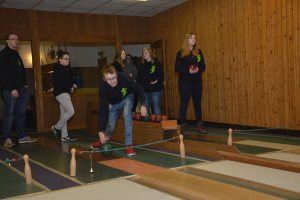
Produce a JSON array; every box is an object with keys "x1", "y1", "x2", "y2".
[
  {"x1": 0, "y1": 32, "x2": 38, "y2": 148},
  {"x1": 175, "y1": 33, "x2": 207, "y2": 136},
  {"x1": 137, "y1": 48, "x2": 164, "y2": 115},
  {"x1": 90, "y1": 64, "x2": 147, "y2": 156},
  {"x1": 112, "y1": 50, "x2": 127, "y2": 73},
  {"x1": 52, "y1": 51, "x2": 77, "y2": 141},
  {"x1": 124, "y1": 54, "x2": 138, "y2": 112}
]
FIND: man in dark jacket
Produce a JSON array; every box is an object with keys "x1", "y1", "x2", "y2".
[
  {"x1": 0, "y1": 32, "x2": 38, "y2": 147},
  {"x1": 90, "y1": 64, "x2": 147, "y2": 156},
  {"x1": 52, "y1": 51, "x2": 77, "y2": 141}
]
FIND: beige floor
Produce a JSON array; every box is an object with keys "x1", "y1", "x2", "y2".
[
  {"x1": 257, "y1": 152, "x2": 300, "y2": 163},
  {"x1": 192, "y1": 160, "x2": 300, "y2": 193},
  {"x1": 11, "y1": 179, "x2": 180, "y2": 200}
]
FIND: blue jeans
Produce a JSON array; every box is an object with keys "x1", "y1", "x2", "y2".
[
  {"x1": 2, "y1": 87, "x2": 28, "y2": 141},
  {"x1": 105, "y1": 94, "x2": 133, "y2": 146},
  {"x1": 179, "y1": 83, "x2": 203, "y2": 124},
  {"x1": 144, "y1": 90, "x2": 163, "y2": 115}
]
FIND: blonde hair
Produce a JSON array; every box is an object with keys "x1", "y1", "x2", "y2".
[
  {"x1": 102, "y1": 64, "x2": 117, "y2": 78},
  {"x1": 181, "y1": 33, "x2": 199, "y2": 58},
  {"x1": 114, "y1": 50, "x2": 125, "y2": 67},
  {"x1": 142, "y1": 47, "x2": 155, "y2": 64}
]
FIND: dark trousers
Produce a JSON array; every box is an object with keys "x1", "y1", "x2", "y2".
[
  {"x1": 2, "y1": 87, "x2": 28, "y2": 141},
  {"x1": 178, "y1": 82, "x2": 203, "y2": 124},
  {"x1": 132, "y1": 93, "x2": 139, "y2": 112}
]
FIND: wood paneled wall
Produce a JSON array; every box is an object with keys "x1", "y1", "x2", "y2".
[
  {"x1": 151, "y1": 0, "x2": 300, "y2": 130},
  {"x1": 0, "y1": 8, "x2": 31, "y2": 40},
  {"x1": 1, "y1": 2, "x2": 299, "y2": 131},
  {"x1": 0, "y1": 8, "x2": 151, "y2": 131}
]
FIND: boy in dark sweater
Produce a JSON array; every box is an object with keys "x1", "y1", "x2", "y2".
[
  {"x1": 90, "y1": 64, "x2": 147, "y2": 156},
  {"x1": 52, "y1": 51, "x2": 77, "y2": 141}
]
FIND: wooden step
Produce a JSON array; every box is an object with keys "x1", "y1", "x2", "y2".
[{"x1": 219, "y1": 151, "x2": 300, "y2": 173}]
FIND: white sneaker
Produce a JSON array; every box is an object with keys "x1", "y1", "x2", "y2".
[{"x1": 61, "y1": 136, "x2": 77, "y2": 142}]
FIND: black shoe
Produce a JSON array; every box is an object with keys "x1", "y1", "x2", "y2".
[
  {"x1": 52, "y1": 126, "x2": 61, "y2": 139},
  {"x1": 61, "y1": 136, "x2": 77, "y2": 142}
]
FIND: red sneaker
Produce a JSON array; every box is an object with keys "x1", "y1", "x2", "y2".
[
  {"x1": 90, "y1": 141, "x2": 102, "y2": 150},
  {"x1": 126, "y1": 145, "x2": 136, "y2": 156}
]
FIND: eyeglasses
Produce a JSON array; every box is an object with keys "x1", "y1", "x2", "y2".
[
  {"x1": 105, "y1": 76, "x2": 117, "y2": 82},
  {"x1": 8, "y1": 38, "x2": 19, "y2": 41},
  {"x1": 61, "y1": 58, "x2": 70, "y2": 60}
]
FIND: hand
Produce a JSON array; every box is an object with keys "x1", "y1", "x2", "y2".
[
  {"x1": 73, "y1": 84, "x2": 77, "y2": 89},
  {"x1": 150, "y1": 80, "x2": 158, "y2": 84},
  {"x1": 70, "y1": 87, "x2": 74, "y2": 93},
  {"x1": 99, "y1": 132, "x2": 109, "y2": 144},
  {"x1": 129, "y1": 73, "x2": 133, "y2": 77},
  {"x1": 47, "y1": 87, "x2": 54, "y2": 93},
  {"x1": 11, "y1": 90, "x2": 19, "y2": 98},
  {"x1": 140, "y1": 105, "x2": 147, "y2": 116},
  {"x1": 189, "y1": 67, "x2": 199, "y2": 74}
]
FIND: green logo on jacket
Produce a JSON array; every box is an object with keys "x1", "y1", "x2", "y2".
[
  {"x1": 150, "y1": 65, "x2": 156, "y2": 74},
  {"x1": 18, "y1": 59, "x2": 21, "y2": 66},
  {"x1": 197, "y1": 55, "x2": 201, "y2": 62},
  {"x1": 121, "y1": 88, "x2": 127, "y2": 97}
]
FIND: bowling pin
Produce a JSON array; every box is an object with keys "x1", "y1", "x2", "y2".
[
  {"x1": 179, "y1": 134, "x2": 185, "y2": 158},
  {"x1": 227, "y1": 128, "x2": 233, "y2": 146},
  {"x1": 23, "y1": 154, "x2": 32, "y2": 184},
  {"x1": 70, "y1": 148, "x2": 76, "y2": 176}
]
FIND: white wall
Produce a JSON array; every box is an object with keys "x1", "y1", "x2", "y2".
[
  {"x1": 40, "y1": 42, "x2": 99, "y2": 67},
  {"x1": 97, "y1": 45, "x2": 116, "y2": 64},
  {"x1": 123, "y1": 44, "x2": 150, "y2": 57}
]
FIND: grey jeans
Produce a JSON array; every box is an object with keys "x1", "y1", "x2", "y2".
[{"x1": 54, "y1": 93, "x2": 74, "y2": 138}]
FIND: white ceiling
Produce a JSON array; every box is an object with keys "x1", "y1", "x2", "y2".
[{"x1": 0, "y1": 0, "x2": 187, "y2": 17}]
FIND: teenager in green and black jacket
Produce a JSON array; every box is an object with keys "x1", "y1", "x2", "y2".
[{"x1": 137, "y1": 48, "x2": 164, "y2": 115}]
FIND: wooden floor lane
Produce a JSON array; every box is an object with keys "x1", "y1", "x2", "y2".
[
  {"x1": 132, "y1": 170, "x2": 287, "y2": 200},
  {"x1": 218, "y1": 151, "x2": 300, "y2": 173}
]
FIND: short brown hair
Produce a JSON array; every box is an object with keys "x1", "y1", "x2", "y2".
[
  {"x1": 102, "y1": 64, "x2": 117, "y2": 78},
  {"x1": 5, "y1": 32, "x2": 19, "y2": 40}
]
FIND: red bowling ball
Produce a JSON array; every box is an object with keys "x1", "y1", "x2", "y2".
[
  {"x1": 149, "y1": 114, "x2": 156, "y2": 122},
  {"x1": 133, "y1": 113, "x2": 141, "y2": 121},
  {"x1": 160, "y1": 115, "x2": 169, "y2": 121},
  {"x1": 188, "y1": 64, "x2": 197, "y2": 70},
  {"x1": 154, "y1": 115, "x2": 161, "y2": 123}
]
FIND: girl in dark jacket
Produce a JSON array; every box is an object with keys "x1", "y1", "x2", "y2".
[
  {"x1": 137, "y1": 48, "x2": 164, "y2": 115},
  {"x1": 175, "y1": 33, "x2": 207, "y2": 135}
]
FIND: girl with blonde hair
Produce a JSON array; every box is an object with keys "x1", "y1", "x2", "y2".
[{"x1": 175, "y1": 33, "x2": 207, "y2": 136}]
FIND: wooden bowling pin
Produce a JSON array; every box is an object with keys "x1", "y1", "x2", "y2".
[
  {"x1": 23, "y1": 154, "x2": 32, "y2": 184},
  {"x1": 179, "y1": 134, "x2": 185, "y2": 158},
  {"x1": 227, "y1": 128, "x2": 233, "y2": 146},
  {"x1": 70, "y1": 148, "x2": 76, "y2": 176}
]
